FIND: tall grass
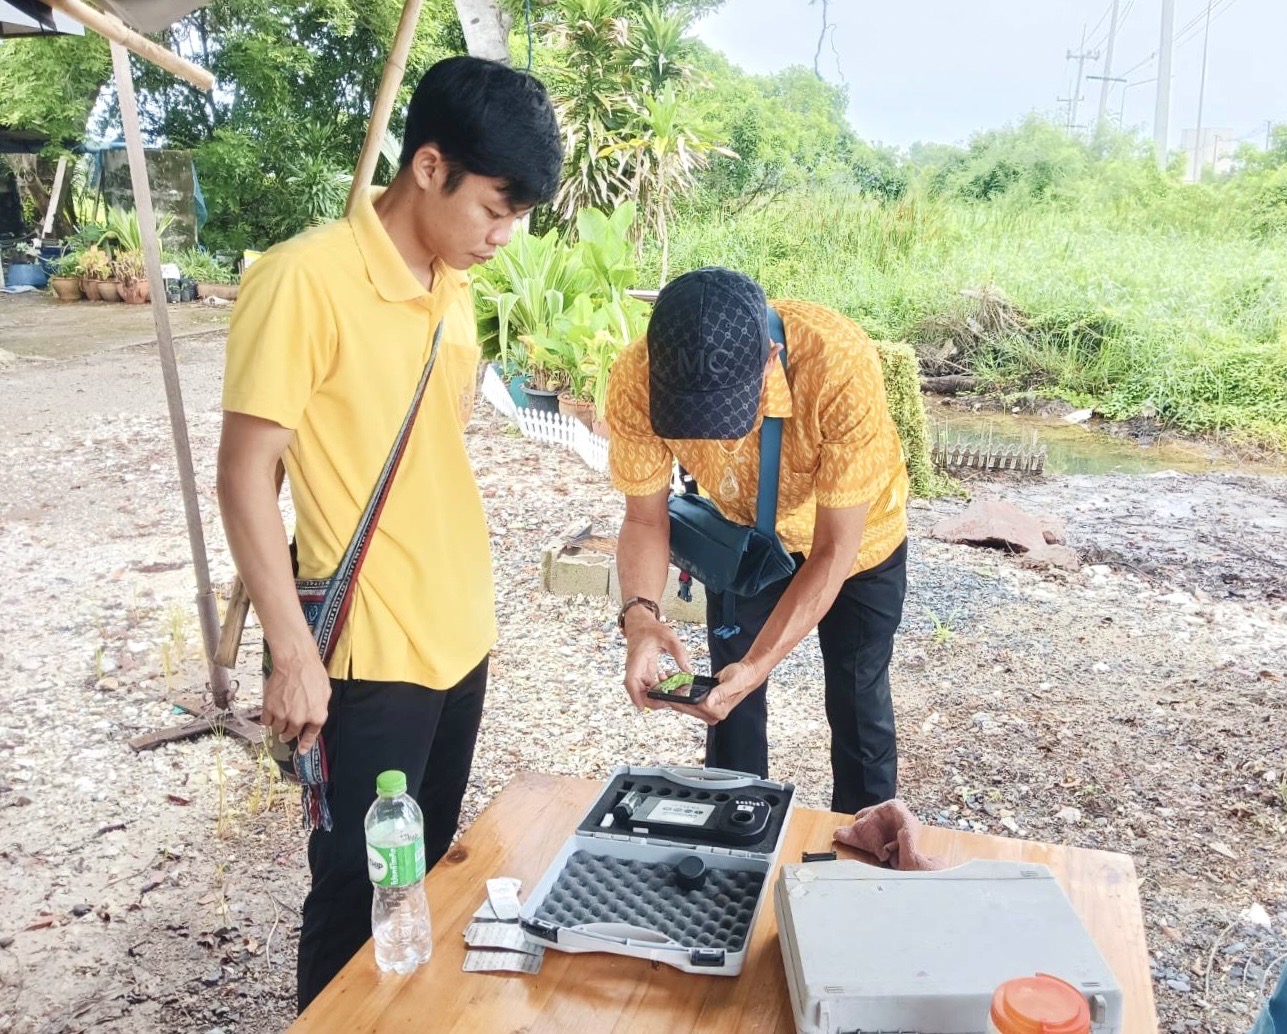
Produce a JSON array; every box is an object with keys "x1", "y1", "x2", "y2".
[{"x1": 648, "y1": 186, "x2": 1287, "y2": 447}]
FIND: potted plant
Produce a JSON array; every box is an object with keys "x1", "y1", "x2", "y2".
[
  {"x1": 48, "y1": 253, "x2": 82, "y2": 301},
  {"x1": 76, "y1": 245, "x2": 111, "y2": 300},
  {"x1": 114, "y1": 250, "x2": 150, "y2": 304},
  {"x1": 5, "y1": 241, "x2": 48, "y2": 289},
  {"x1": 520, "y1": 333, "x2": 576, "y2": 413},
  {"x1": 179, "y1": 249, "x2": 237, "y2": 301}
]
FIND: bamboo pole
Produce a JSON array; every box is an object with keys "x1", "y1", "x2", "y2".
[
  {"x1": 110, "y1": 40, "x2": 233, "y2": 708},
  {"x1": 218, "y1": 0, "x2": 427, "y2": 671},
  {"x1": 47, "y1": 0, "x2": 215, "y2": 91},
  {"x1": 345, "y1": 0, "x2": 425, "y2": 213}
]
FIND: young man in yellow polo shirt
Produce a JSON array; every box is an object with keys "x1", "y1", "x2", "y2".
[
  {"x1": 608, "y1": 267, "x2": 908, "y2": 813},
  {"x1": 217, "y1": 57, "x2": 561, "y2": 1009}
]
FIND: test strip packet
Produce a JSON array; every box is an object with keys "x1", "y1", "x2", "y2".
[
  {"x1": 464, "y1": 922, "x2": 545, "y2": 955},
  {"x1": 486, "y1": 877, "x2": 522, "y2": 921},
  {"x1": 462, "y1": 949, "x2": 543, "y2": 974}
]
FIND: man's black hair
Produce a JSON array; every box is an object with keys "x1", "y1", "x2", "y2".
[{"x1": 400, "y1": 56, "x2": 563, "y2": 209}]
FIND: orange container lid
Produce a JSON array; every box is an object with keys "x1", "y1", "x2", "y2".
[{"x1": 990, "y1": 974, "x2": 1091, "y2": 1034}]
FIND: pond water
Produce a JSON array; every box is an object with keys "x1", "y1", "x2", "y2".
[{"x1": 926, "y1": 404, "x2": 1287, "y2": 477}]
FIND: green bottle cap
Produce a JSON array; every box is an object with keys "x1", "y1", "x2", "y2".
[{"x1": 376, "y1": 770, "x2": 407, "y2": 798}]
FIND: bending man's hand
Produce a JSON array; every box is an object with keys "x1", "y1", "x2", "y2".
[
  {"x1": 674, "y1": 660, "x2": 763, "y2": 726},
  {"x1": 622, "y1": 609, "x2": 692, "y2": 711}
]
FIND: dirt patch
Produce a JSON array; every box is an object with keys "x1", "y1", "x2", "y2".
[{"x1": 0, "y1": 325, "x2": 1283, "y2": 1033}]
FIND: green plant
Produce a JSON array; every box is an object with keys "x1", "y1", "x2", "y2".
[
  {"x1": 473, "y1": 227, "x2": 594, "y2": 372},
  {"x1": 176, "y1": 248, "x2": 234, "y2": 284},
  {"x1": 113, "y1": 249, "x2": 147, "y2": 284},
  {"x1": 522, "y1": 332, "x2": 579, "y2": 393},
  {"x1": 76, "y1": 244, "x2": 111, "y2": 280},
  {"x1": 925, "y1": 608, "x2": 958, "y2": 648},
  {"x1": 52, "y1": 252, "x2": 81, "y2": 277},
  {"x1": 98, "y1": 206, "x2": 174, "y2": 256}
]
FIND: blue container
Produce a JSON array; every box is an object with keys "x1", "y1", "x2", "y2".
[
  {"x1": 507, "y1": 373, "x2": 530, "y2": 409},
  {"x1": 6, "y1": 262, "x2": 48, "y2": 289}
]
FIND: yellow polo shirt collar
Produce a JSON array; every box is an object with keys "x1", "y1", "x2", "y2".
[{"x1": 349, "y1": 188, "x2": 469, "y2": 304}]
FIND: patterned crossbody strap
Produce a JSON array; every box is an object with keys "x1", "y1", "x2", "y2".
[
  {"x1": 293, "y1": 321, "x2": 443, "y2": 833},
  {"x1": 312, "y1": 319, "x2": 444, "y2": 663}
]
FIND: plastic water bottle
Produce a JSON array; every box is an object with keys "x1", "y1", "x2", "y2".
[{"x1": 365, "y1": 770, "x2": 432, "y2": 973}]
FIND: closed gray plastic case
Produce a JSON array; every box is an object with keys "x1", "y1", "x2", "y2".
[{"x1": 775, "y1": 858, "x2": 1123, "y2": 1033}]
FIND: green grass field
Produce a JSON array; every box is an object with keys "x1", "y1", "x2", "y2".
[{"x1": 649, "y1": 186, "x2": 1287, "y2": 448}]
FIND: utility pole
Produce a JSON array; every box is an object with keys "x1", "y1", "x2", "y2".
[
  {"x1": 1154, "y1": 0, "x2": 1175, "y2": 168},
  {"x1": 1066, "y1": 25, "x2": 1101, "y2": 138},
  {"x1": 1267, "y1": 120, "x2": 1275, "y2": 151},
  {"x1": 1192, "y1": 0, "x2": 1214, "y2": 181},
  {"x1": 1096, "y1": 0, "x2": 1122, "y2": 136}
]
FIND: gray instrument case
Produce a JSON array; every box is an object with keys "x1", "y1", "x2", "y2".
[{"x1": 775, "y1": 858, "x2": 1123, "y2": 1033}]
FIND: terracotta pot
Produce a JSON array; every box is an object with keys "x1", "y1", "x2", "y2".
[
  {"x1": 120, "y1": 279, "x2": 150, "y2": 305},
  {"x1": 196, "y1": 282, "x2": 238, "y2": 301},
  {"x1": 50, "y1": 276, "x2": 81, "y2": 302},
  {"x1": 558, "y1": 393, "x2": 597, "y2": 429},
  {"x1": 591, "y1": 417, "x2": 610, "y2": 440},
  {"x1": 97, "y1": 279, "x2": 122, "y2": 302},
  {"x1": 80, "y1": 277, "x2": 100, "y2": 301}
]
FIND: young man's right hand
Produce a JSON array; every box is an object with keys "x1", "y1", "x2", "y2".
[
  {"x1": 262, "y1": 646, "x2": 332, "y2": 754},
  {"x1": 622, "y1": 608, "x2": 692, "y2": 712}
]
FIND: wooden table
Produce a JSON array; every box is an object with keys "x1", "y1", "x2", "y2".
[{"x1": 293, "y1": 772, "x2": 1159, "y2": 1033}]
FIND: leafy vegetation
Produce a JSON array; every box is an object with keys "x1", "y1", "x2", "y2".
[{"x1": 2, "y1": 1, "x2": 1284, "y2": 446}]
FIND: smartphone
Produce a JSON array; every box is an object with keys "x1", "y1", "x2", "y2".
[{"x1": 647, "y1": 673, "x2": 719, "y2": 706}]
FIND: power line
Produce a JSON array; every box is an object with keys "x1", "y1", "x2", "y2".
[
  {"x1": 1175, "y1": 0, "x2": 1242, "y2": 48},
  {"x1": 1112, "y1": 0, "x2": 1243, "y2": 89},
  {"x1": 1084, "y1": 0, "x2": 1117, "y2": 50}
]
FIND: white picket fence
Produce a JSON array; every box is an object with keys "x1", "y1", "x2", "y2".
[{"x1": 480, "y1": 363, "x2": 609, "y2": 473}]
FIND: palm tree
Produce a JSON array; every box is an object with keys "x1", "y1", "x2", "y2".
[{"x1": 603, "y1": 85, "x2": 730, "y2": 283}]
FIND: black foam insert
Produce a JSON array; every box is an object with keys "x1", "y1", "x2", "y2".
[{"x1": 531, "y1": 850, "x2": 764, "y2": 952}]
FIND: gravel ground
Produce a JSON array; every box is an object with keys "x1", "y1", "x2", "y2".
[{"x1": 0, "y1": 316, "x2": 1284, "y2": 1033}]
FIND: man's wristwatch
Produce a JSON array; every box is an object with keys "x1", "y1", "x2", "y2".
[{"x1": 617, "y1": 596, "x2": 661, "y2": 632}]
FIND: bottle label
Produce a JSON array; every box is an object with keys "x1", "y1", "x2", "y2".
[{"x1": 367, "y1": 836, "x2": 426, "y2": 888}]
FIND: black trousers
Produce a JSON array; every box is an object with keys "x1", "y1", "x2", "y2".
[
  {"x1": 705, "y1": 540, "x2": 907, "y2": 814},
  {"x1": 296, "y1": 657, "x2": 488, "y2": 1012}
]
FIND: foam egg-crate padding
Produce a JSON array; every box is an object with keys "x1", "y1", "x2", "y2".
[{"x1": 532, "y1": 850, "x2": 765, "y2": 952}]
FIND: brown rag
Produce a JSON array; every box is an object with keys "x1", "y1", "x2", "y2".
[{"x1": 832, "y1": 799, "x2": 944, "y2": 871}]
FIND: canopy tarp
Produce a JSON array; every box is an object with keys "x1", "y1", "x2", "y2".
[
  {"x1": 0, "y1": 0, "x2": 83, "y2": 35},
  {"x1": 96, "y1": 0, "x2": 206, "y2": 33}
]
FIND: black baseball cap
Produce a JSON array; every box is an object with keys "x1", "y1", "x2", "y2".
[{"x1": 647, "y1": 267, "x2": 769, "y2": 440}]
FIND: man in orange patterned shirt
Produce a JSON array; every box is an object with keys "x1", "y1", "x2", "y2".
[{"x1": 607, "y1": 267, "x2": 908, "y2": 812}]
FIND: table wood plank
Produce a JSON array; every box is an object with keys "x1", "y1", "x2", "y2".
[{"x1": 292, "y1": 772, "x2": 1158, "y2": 1033}]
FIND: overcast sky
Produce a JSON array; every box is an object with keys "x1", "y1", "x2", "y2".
[{"x1": 694, "y1": 0, "x2": 1286, "y2": 152}]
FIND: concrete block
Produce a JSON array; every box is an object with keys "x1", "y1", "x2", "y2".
[
  {"x1": 543, "y1": 549, "x2": 612, "y2": 597},
  {"x1": 608, "y1": 562, "x2": 707, "y2": 626}
]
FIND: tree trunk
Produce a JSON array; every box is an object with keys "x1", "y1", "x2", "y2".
[
  {"x1": 8, "y1": 154, "x2": 75, "y2": 239},
  {"x1": 453, "y1": 0, "x2": 512, "y2": 64}
]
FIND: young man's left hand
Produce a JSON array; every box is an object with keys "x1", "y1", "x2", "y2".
[{"x1": 668, "y1": 660, "x2": 763, "y2": 726}]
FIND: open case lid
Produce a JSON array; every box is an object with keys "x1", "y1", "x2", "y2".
[{"x1": 577, "y1": 765, "x2": 795, "y2": 858}]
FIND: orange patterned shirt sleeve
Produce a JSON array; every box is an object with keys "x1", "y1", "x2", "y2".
[{"x1": 606, "y1": 340, "x2": 672, "y2": 496}]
